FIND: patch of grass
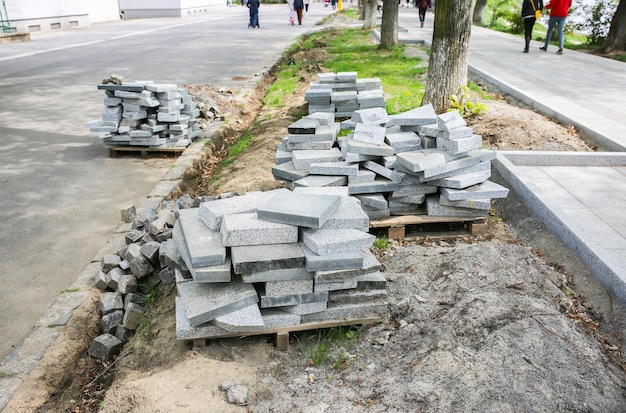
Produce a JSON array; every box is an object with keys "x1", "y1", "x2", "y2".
[
  {"x1": 0, "y1": 371, "x2": 8, "y2": 378},
  {"x1": 209, "y1": 129, "x2": 255, "y2": 185},
  {"x1": 263, "y1": 62, "x2": 302, "y2": 108},
  {"x1": 137, "y1": 318, "x2": 154, "y2": 341},
  {"x1": 305, "y1": 28, "x2": 427, "y2": 114},
  {"x1": 138, "y1": 280, "x2": 160, "y2": 303},
  {"x1": 59, "y1": 287, "x2": 79, "y2": 294},
  {"x1": 373, "y1": 236, "x2": 392, "y2": 250},
  {"x1": 305, "y1": 325, "x2": 363, "y2": 370}
]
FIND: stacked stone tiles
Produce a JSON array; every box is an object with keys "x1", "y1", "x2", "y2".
[
  {"x1": 85, "y1": 81, "x2": 202, "y2": 149},
  {"x1": 273, "y1": 103, "x2": 509, "y2": 219},
  {"x1": 305, "y1": 72, "x2": 386, "y2": 118},
  {"x1": 174, "y1": 188, "x2": 388, "y2": 339}
]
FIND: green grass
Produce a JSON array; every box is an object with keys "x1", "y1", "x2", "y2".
[
  {"x1": 305, "y1": 325, "x2": 363, "y2": 370},
  {"x1": 306, "y1": 28, "x2": 428, "y2": 114},
  {"x1": 373, "y1": 236, "x2": 392, "y2": 250},
  {"x1": 263, "y1": 63, "x2": 302, "y2": 108}
]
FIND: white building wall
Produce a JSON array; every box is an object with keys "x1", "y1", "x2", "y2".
[{"x1": 119, "y1": 0, "x2": 226, "y2": 19}]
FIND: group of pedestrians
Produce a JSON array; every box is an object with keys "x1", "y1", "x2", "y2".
[
  {"x1": 247, "y1": 0, "x2": 311, "y2": 28},
  {"x1": 521, "y1": 0, "x2": 572, "y2": 54}
]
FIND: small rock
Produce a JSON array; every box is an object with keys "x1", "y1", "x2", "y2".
[{"x1": 226, "y1": 384, "x2": 248, "y2": 405}]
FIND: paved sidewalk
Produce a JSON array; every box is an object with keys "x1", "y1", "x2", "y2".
[{"x1": 395, "y1": 8, "x2": 626, "y2": 305}]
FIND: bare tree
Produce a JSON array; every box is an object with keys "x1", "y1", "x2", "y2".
[
  {"x1": 473, "y1": 0, "x2": 488, "y2": 24},
  {"x1": 421, "y1": 0, "x2": 473, "y2": 113},
  {"x1": 379, "y1": 0, "x2": 399, "y2": 49},
  {"x1": 601, "y1": 0, "x2": 626, "y2": 53},
  {"x1": 363, "y1": 0, "x2": 378, "y2": 30}
]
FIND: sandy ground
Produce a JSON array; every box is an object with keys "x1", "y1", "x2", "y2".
[{"x1": 7, "y1": 15, "x2": 625, "y2": 413}]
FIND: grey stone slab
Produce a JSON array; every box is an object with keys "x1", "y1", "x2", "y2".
[
  {"x1": 291, "y1": 148, "x2": 343, "y2": 171},
  {"x1": 310, "y1": 161, "x2": 359, "y2": 176},
  {"x1": 300, "y1": 300, "x2": 387, "y2": 323},
  {"x1": 88, "y1": 334, "x2": 122, "y2": 361},
  {"x1": 396, "y1": 149, "x2": 463, "y2": 173},
  {"x1": 363, "y1": 207, "x2": 391, "y2": 220},
  {"x1": 362, "y1": 160, "x2": 405, "y2": 182},
  {"x1": 314, "y1": 249, "x2": 381, "y2": 280},
  {"x1": 438, "y1": 126, "x2": 474, "y2": 139},
  {"x1": 386, "y1": 103, "x2": 438, "y2": 127},
  {"x1": 353, "y1": 123, "x2": 387, "y2": 146},
  {"x1": 275, "y1": 149, "x2": 292, "y2": 164},
  {"x1": 428, "y1": 168, "x2": 491, "y2": 189},
  {"x1": 282, "y1": 301, "x2": 328, "y2": 315},
  {"x1": 422, "y1": 159, "x2": 491, "y2": 182},
  {"x1": 220, "y1": 213, "x2": 298, "y2": 247},
  {"x1": 175, "y1": 297, "x2": 230, "y2": 340},
  {"x1": 346, "y1": 135, "x2": 395, "y2": 157},
  {"x1": 266, "y1": 279, "x2": 314, "y2": 296},
  {"x1": 422, "y1": 150, "x2": 496, "y2": 178},
  {"x1": 389, "y1": 201, "x2": 419, "y2": 213},
  {"x1": 437, "y1": 134, "x2": 483, "y2": 155},
  {"x1": 242, "y1": 266, "x2": 313, "y2": 283},
  {"x1": 301, "y1": 243, "x2": 364, "y2": 272},
  {"x1": 98, "y1": 83, "x2": 145, "y2": 92},
  {"x1": 356, "y1": 77, "x2": 382, "y2": 90},
  {"x1": 287, "y1": 125, "x2": 336, "y2": 144},
  {"x1": 173, "y1": 222, "x2": 232, "y2": 282},
  {"x1": 293, "y1": 175, "x2": 347, "y2": 188},
  {"x1": 177, "y1": 209, "x2": 226, "y2": 267},
  {"x1": 331, "y1": 90, "x2": 358, "y2": 102},
  {"x1": 356, "y1": 194, "x2": 388, "y2": 209},
  {"x1": 351, "y1": 107, "x2": 390, "y2": 125},
  {"x1": 302, "y1": 228, "x2": 375, "y2": 256},
  {"x1": 214, "y1": 303, "x2": 265, "y2": 333},
  {"x1": 306, "y1": 112, "x2": 336, "y2": 126},
  {"x1": 294, "y1": 186, "x2": 350, "y2": 197},
  {"x1": 321, "y1": 196, "x2": 370, "y2": 231},
  {"x1": 336, "y1": 71, "x2": 358, "y2": 82},
  {"x1": 144, "y1": 83, "x2": 178, "y2": 93},
  {"x1": 272, "y1": 161, "x2": 310, "y2": 182},
  {"x1": 177, "y1": 278, "x2": 258, "y2": 326},
  {"x1": 385, "y1": 131, "x2": 422, "y2": 150},
  {"x1": 100, "y1": 292, "x2": 123, "y2": 315},
  {"x1": 382, "y1": 155, "x2": 396, "y2": 168},
  {"x1": 288, "y1": 117, "x2": 320, "y2": 134},
  {"x1": 288, "y1": 140, "x2": 334, "y2": 150},
  {"x1": 425, "y1": 197, "x2": 489, "y2": 218},
  {"x1": 440, "y1": 180, "x2": 510, "y2": 201},
  {"x1": 391, "y1": 195, "x2": 425, "y2": 205},
  {"x1": 231, "y1": 243, "x2": 306, "y2": 274},
  {"x1": 329, "y1": 288, "x2": 388, "y2": 305},
  {"x1": 256, "y1": 191, "x2": 341, "y2": 228},
  {"x1": 357, "y1": 271, "x2": 387, "y2": 290},
  {"x1": 261, "y1": 308, "x2": 301, "y2": 328},
  {"x1": 198, "y1": 188, "x2": 289, "y2": 230},
  {"x1": 391, "y1": 183, "x2": 438, "y2": 197},
  {"x1": 437, "y1": 110, "x2": 467, "y2": 131},
  {"x1": 314, "y1": 273, "x2": 359, "y2": 292},
  {"x1": 439, "y1": 195, "x2": 491, "y2": 210},
  {"x1": 348, "y1": 179, "x2": 400, "y2": 195},
  {"x1": 344, "y1": 151, "x2": 379, "y2": 163},
  {"x1": 419, "y1": 123, "x2": 441, "y2": 137},
  {"x1": 349, "y1": 170, "x2": 376, "y2": 183},
  {"x1": 260, "y1": 290, "x2": 329, "y2": 308}
]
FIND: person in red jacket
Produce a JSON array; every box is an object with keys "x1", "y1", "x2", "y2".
[
  {"x1": 540, "y1": 0, "x2": 572, "y2": 54},
  {"x1": 417, "y1": 0, "x2": 431, "y2": 28}
]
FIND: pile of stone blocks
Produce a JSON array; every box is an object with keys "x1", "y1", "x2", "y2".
[
  {"x1": 173, "y1": 188, "x2": 388, "y2": 340},
  {"x1": 89, "y1": 193, "x2": 209, "y2": 360},
  {"x1": 85, "y1": 81, "x2": 202, "y2": 149},
  {"x1": 305, "y1": 72, "x2": 386, "y2": 118},
  {"x1": 273, "y1": 104, "x2": 509, "y2": 220}
]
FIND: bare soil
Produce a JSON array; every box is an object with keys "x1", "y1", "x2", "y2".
[{"x1": 9, "y1": 14, "x2": 626, "y2": 413}]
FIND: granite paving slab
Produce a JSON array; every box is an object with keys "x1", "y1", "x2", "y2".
[
  {"x1": 346, "y1": 135, "x2": 395, "y2": 157},
  {"x1": 302, "y1": 228, "x2": 375, "y2": 256},
  {"x1": 261, "y1": 308, "x2": 302, "y2": 328},
  {"x1": 386, "y1": 103, "x2": 437, "y2": 127},
  {"x1": 320, "y1": 196, "x2": 370, "y2": 231},
  {"x1": 309, "y1": 161, "x2": 359, "y2": 176},
  {"x1": 293, "y1": 175, "x2": 347, "y2": 188},
  {"x1": 214, "y1": 303, "x2": 265, "y2": 333},
  {"x1": 272, "y1": 161, "x2": 311, "y2": 182},
  {"x1": 265, "y1": 279, "x2": 314, "y2": 296},
  {"x1": 175, "y1": 297, "x2": 230, "y2": 340},
  {"x1": 177, "y1": 209, "x2": 226, "y2": 267},
  {"x1": 177, "y1": 278, "x2": 258, "y2": 327},
  {"x1": 231, "y1": 243, "x2": 306, "y2": 274},
  {"x1": 396, "y1": 149, "x2": 464, "y2": 173},
  {"x1": 301, "y1": 243, "x2": 364, "y2": 272},
  {"x1": 220, "y1": 213, "x2": 298, "y2": 247},
  {"x1": 439, "y1": 195, "x2": 491, "y2": 210},
  {"x1": 259, "y1": 291, "x2": 329, "y2": 308},
  {"x1": 256, "y1": 191, "x2": 342, "y2": 228},
  {"x1": 291, "y1": 148, "x2": 343, "y2": 171},
  {"x1": 242, "y1": 266, "x2": 314, "y2": 283},
  {"x1": 425, "y1": 197, "x2": 489, "y2": 218},
  {"x1": 428, "y1": 168, "x2": 491, "y2": 189},
  {"x1": 439, "y1": 180, "x2": 510, "y2": 201},
  {"x1": 421, "y1": 150, "x2": 496, "y2": 179},
  {"x1": 300, "y1": 300, "x2": 388, "y2": 323},
  {"x1": 356, "y1": 194, "x2": 388, "y2": 209},
  {"x1": 293, "y1": 186, "x2": 350, "y2": 197}
]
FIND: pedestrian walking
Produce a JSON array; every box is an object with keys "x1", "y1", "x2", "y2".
[
  {"x1": 417, "y1": 0, "x2": 431, "y2": 28},
  {"x1": 521, "y1": 0, "x2": 543, "y2": 53},
  {"x1": 540, "y1": 0, "x2": 572, "y2": 54},
  {"x1": 294, "y1": 0, "x2": 305, "y2": 25},
  {"x1": 247, "y1": 0, "x2": 260, "y2": 28}
]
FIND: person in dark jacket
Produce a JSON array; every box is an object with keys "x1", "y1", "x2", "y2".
[
  {"x1": 247, "y1": 0, "x2": 260, "y2": 28},
  {"x1": 417, "y1": 0, "x2": 431, "y2": 28},
  {"x1": 294, "y1": 0, "x2": 305, "y2": 25},
  {"x1": 521, "y1": 0, "x2": 543, "y2": 53},
  {"x1": 540, "y1": 0, "x2": 572, "y2": 54}
]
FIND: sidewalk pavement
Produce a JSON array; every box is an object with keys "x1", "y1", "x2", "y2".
[{"x1": 395, "y1": 8, "x2": 626, "y2": 305}]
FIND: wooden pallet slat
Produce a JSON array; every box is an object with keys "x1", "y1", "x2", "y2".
[
  {"x1": 370, "y1": 213, "x2": 488, "y2": 240},
  {"x1": 108, "y1": 146, "x2": 186, "y2": 158}
]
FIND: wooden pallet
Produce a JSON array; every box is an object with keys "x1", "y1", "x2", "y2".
[
  {"x1": 190, "y1": 317, "x2": 383, "y2": 351},
  {"x1": 370, "y1": 212, "x2": 488, "y2": 241},
  {"x1": 108, "y1": 146, "x2": 186, "y2": 158}
]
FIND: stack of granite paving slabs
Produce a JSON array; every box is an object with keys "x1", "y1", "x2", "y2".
[
  {"x1": 305, "y1": 72, "x2": 386, "y2": 118},
  {"x1": 173, "y1": 188, "x2": 388, "y2": 340},
  {"x1": 85, "y1": 81, "x2": 202, "y2": 149},
  {"x1": 272, "y1": 104, "x2": 509, "y2": 220}
]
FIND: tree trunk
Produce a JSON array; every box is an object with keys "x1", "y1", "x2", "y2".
[
  {"x1": 472, "y1": 0, "x2": 487, "y2": 24},
  {"x1": 359, "y1": 0, "x2": 365, "y2": 20},
  {"x1": 421, "y1": 0, "x2": 473, "y2": 113},
  {"x1": 363, "y1": 0, "x2": 378, "y2": 30},
  {"x1": 379, "y1": 0, "x2": 399, "y2": 49},
  {"x1": 601, "y1": 0, "x2": 626, "y2": 53}
]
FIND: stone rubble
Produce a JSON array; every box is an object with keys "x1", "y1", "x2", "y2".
[{"x1": 85, "y1": 76, "x2": 206, "y2": 149}]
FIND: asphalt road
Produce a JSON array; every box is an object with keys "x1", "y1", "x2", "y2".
[{"x1": 0, "y1": 4, "x2": 335, "y2": 361}]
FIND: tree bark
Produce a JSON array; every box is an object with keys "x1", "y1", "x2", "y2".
[
  {"x1": 472, "y1": 0, "x2": 487, "y2": 24},
  {"x1": 379, "y1": 0, "x2": 399, "y2": 49},
  {"x1": 363, "y1": 0, "x2": 378, "y2": 30},
  {"x1": 359, "y1": 0, "x2": 365, "y2": 20},
  {"x1": 421, "y1": 0, "x2": 473, "y2": 113},
  {"x1": 601, "y1": 0, "x2": 626, "y2": 53}
]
